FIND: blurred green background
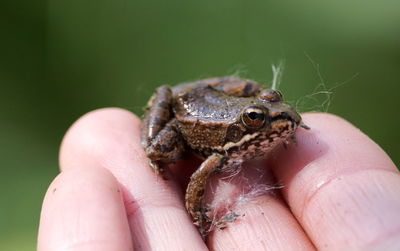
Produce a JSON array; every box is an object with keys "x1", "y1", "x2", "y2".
[{"x1": 1, "y1": 0, "x2": 399, "y2": 249}]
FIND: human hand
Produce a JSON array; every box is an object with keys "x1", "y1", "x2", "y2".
[{"x1": 37, "y1": 108, "x2": 400, "y2": 250}]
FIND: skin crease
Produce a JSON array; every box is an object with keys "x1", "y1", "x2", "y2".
[{"x1": 37, "y1": 108, "x2": 400, "y2": 251}]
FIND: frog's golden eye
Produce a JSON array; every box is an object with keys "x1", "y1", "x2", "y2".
[
  {"x1": 258, "y1": 89, "x2": 282, "y2": 102},
  {"x1": 241, "y1": 106, "x2": 266, "y2": 128}
]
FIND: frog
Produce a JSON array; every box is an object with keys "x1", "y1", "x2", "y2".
[{"x1": 140, "y1": 77, "x2": 309, "y2": 238}]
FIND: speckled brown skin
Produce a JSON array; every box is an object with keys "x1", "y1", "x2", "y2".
[
  {"x1": 172, "y1": 77, "x2": 262, "y2": 97},
  {"x1": 185, "y1": 153, "x2": 225, "y2": 238},
  {"x1": 140, "y1": 86, "x2": 175, "y2": 173},
  {"x1": 141, "y1": 77, "x2": 307, "y2": 239},
  {"x1": 141, "y1": 78, "x2": 263, "y2": 172}
]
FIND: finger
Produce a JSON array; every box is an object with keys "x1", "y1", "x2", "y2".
[
  {"x1": 206, "y1": 165, "x2": 316, "y2": 250},
  {"x1": 37, "y1": 166, "x2": 132, "y2": 251},
  {"x1": 271, "y1": 113, "x2": 400, "y2": 250},
  {"x1": 59, "y1": 108, "x2": 207, "y2": 250}
]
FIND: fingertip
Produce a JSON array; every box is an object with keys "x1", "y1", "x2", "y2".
[
  {"x1": 38, "y1": 166, "x2": 133, "y2": 251},
  {"x1": 59, "y1": 107, "x2": 142, "y2": 172},
  {"x1": 209, "y1": 199, "x2": 316, "y2": 250},
  {"x1": 271, "y1": 112, "x2": 400, "y2": 249},
  {"x1": 273, "y1": 112, "x2": 396, "y2": 182},
  {"x1": 302, "y1": 111, "x2": 347, "y2": 121},
  {"x1": 57, "y1": 107, "x2": 207, "y2": 250}
]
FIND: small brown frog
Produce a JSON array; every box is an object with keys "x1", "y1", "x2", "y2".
[{"x1": 141, "y1": 77, "x2": 309, "y2": 238}]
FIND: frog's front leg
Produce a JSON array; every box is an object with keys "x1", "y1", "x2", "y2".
[
  {"x1": 185, "y1": 153, "x2": 225, "y2": 238},
  {"x1": 144, "y1": 119, "x2": 185, "y2": 174}
]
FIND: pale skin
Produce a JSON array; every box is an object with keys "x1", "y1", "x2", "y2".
[{"x1": 37, "y1": 108, "x2": 400, "y2": 250}]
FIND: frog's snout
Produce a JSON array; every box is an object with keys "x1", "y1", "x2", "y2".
[
  {"x1": 274, "y1": 111, "x2": 299, "y2": 128},
  {"x1": 272, "y1": 103, "x2": 302, "y2": 125},
  {"x1": 285, "y1": 110, "x2": 302, "y2": 126},
  {"x1": 280, "y1": 107, "x2": 310, "y2": 130}
]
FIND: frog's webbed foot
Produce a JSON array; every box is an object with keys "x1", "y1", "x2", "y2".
[
  {"x1": 213, "y1": 211, "x2": 241, "y2": 230},
  {"x1": 192, "y1": 205, "x2": 213, "y2": 239},
  {"x1": 185, "y1": 153, "x2": 225, "y2": 238},
  {"x1": 192, "y1": 205, "x2": 212, "y2": 226},
  {"x1": 145, "y1": 119, "x2": 185, "y2": 174}
]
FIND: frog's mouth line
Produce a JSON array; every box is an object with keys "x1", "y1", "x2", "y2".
[{"x1": 218, "y1": 132, "x2": 260, "y2": 151}]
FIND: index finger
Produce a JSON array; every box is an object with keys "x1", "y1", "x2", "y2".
[
  {"x1": 271, "y1": 113, "x2": 400, "y2": 250},
  {"x1": 59, "y1": 108, "x2": 207, "y2": 250}
]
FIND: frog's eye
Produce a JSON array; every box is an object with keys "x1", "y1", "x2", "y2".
[
  {"x1": 241, "y1": 106, "x2": 266, "y2": 129},
  {"x1": 258, "y1": 89, "x2": 282, "y2": 102}
]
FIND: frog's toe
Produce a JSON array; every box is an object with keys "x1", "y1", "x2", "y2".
[
  {"x1": 194, "y1": 211, "x2": 213, "y2": 239},
  {"x1": 193, "y1": 206, "x2": 212, "y2": 225},
  {"x1": 148, "y1": 160, "x2": 164, "y2": 174},
  {"x1": 213, "y1": 211, "x2": 241, "y2": 230}
]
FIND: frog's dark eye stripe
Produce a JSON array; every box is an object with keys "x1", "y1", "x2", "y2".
[{"x1": 241, "y1": 106, "x2": 266, "y2": 129}]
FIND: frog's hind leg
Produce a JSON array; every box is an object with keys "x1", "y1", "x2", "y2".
[
  {"x1": 141, "y1": 85, "x2": 172, "y2": 147},
  {"x1": 141, "y1": 86, "x2": 184, "y2": 173}
]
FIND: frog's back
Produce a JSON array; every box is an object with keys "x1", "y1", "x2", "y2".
[
  {"x1": 175, "y1": 86, "x2": 246, "y2": 120},
  {"x1": 173, "y1": 86, "x2": 247, "y2": 152}
]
